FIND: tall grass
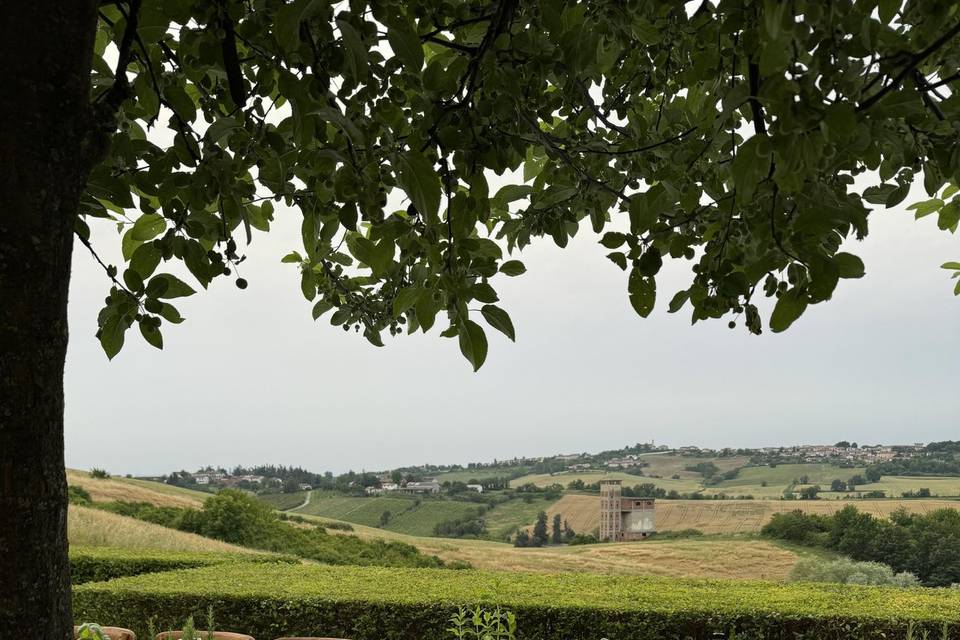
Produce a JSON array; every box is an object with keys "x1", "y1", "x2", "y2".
[{"x1": 68, "y1": 505, "x2": 254, "y2": 554}]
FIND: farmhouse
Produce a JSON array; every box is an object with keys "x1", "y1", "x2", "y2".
[
  {"x1": 400, "y1": 480, "x2": 441, "y2": 494},
  {"x1": 598, "y1": 479, "x2": 655, "y2": 541}
]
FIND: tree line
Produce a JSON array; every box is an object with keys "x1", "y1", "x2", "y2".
[{"x1": 761, "y1": 506, "x2": 960, "y2": 586}]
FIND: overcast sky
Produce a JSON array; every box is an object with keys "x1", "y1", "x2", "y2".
[{"x1": 64, "y1": 177, "x2": 960, "y2": 476}]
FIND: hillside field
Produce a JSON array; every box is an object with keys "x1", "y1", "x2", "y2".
[
  {"x1": 482, "y1": 496, "x2": 557, "y2": 540},
  {"x1": 703, "y1": 463, "x2": 868, "y2": 498},
  {"x1": 511, "y1": 470, "x2": 701, "y2": 492},
  {"x1": 68, "y1": 505, "x2": 255, "y2": 554},
  {"x1": 837, "y1": 475, "x2": 960, "y2": 497},
  {"x1": 540, "y1": 494, "x2": 960, "y2": 535},
  {"x1": 433, "y1": 467, "x2": 531, "y2": 483},
  {"x1": 292, "y1": 491, "x2": 483, "y2": 536},
  {"x1": 67, "y1": 469, "x2": 208, "y2": 507},
  {"x1": 295, "y1": 513, "x2": 802, "y2": 580}
]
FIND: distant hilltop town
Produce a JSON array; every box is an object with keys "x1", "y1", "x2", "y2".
[{"x1": 146, "y1": 441, "x2": 938, "y2": 496}]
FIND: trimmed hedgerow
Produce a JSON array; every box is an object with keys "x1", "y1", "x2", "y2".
[
  {"x1": 73, "y1": 563, "x2": 960, "y2": 640},
  {"x1": 69, "y1": 546, "x2": 298, "y2": 585}
]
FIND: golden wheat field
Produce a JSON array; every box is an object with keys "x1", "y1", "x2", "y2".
[
  {"x1": 541, "y1": 494, "x2": 960, "y2": 535},
  {"x1": 294, "y1": 513, "x2": 799, "y2": 580},
  {"x1": 67, "y1": 469, "x2": 206, "y2": 508},
  {"x1": 67, "y1": 505, "x2": 255, "y2": 553}
]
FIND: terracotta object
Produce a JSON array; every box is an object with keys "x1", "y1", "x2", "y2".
[
  {"x1": 155, "y1": 632, "x2": 254, "y2": 640},
  {"x1": 273, "y1": 637, "x2": 352, "y2": 640},
  {"x1": 74, "y1": 627, "x2": 136, "y2": 640}
]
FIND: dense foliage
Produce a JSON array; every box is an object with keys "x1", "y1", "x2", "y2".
[
  {"x1": 85, "y1": 0, "x2": 960, "y2": 368},
  {"x1": 761, "y1": 506, "x2": 960, "y2": 586},
  {"x1": 69, "y1": 546, "x2": 295, "y2": 584},
  {"x1": 94, "y1": 490, "x2": 450, "y2": 568},
  {"x1": 73, "y1": 562, "x2": 960, "y2": 640},
  {"x1": 788, "y1": 557, "x2": 919, "y2": 587}
]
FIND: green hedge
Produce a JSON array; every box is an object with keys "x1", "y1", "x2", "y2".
[
  {"x1": 73, "y1": 563, "x2": 960, "y2": 640},
  {"x1": 69, "y1": 546, "x2": 299, "y2": 585}
]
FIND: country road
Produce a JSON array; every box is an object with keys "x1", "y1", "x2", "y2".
[{"x1": 288, "y1": 490, "x2": 312, "y2": 512}]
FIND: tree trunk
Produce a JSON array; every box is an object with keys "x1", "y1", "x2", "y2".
[{"x1": 0, "y1": 1, "x2": 99, "y2": 637}]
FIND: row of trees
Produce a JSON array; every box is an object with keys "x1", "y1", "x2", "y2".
[
  {"x1": 513, "y1": 512, "x2": 575, "y2": 547},
  {"x1": 761, "y1": 506, "x2": 960, "y2": 586}
]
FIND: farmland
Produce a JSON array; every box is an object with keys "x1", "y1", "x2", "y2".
[
  {"x1": 704, "y1": 463, "x2": 868, "y2": 497},
  {"x1": 67, "y1": 469, "x2": 208, "y2": 508},
  {"x1": 290, "y1": 491, "x2": 482, "y2": 536},
  {"x1": 433, "y1": 467, "x2": 531, "y2": 483},
  {"x1": 481, "y1": 496, "x2": 557, "y2": 540},
  {"x1": 511, "y1": 470, "x2": 701, "y2": 492},
  {"x1": 539, "y1": 494, "x2": 960, "y2": 535},
  {"x1": 296, "y1": 513, "x2": 803, "y2": 580},
  {"x1": 838, "y1": 475, "x2": 960, "y2": 497},
  {"x1": 67, "y1": 504, "x2": 256, "y2": 554}
]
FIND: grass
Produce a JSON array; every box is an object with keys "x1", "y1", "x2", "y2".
[
  {"x1": 68, "y1": 505, "x2": 255, "y2": 554},
  {"x1": 386, "y1": 500, "x2": 482, "y2": 536},
  {"x1": 259, "y1": 491, "x2": 310, "y2": 510},
  {"x1": 705, "y1": 463, "x2": 868, "y2": 497},
  {"x1": 635, "y1": 453, "x2": 751, "y2": 480},
  {"x1": 67, "y1": 469, "x2": 208, "y2": 508},
  {"x1": 292, "y1": 512, "x2": 800, "y2": 580},
  {"x1": 291, "y1": 491, "x2": 485, "y2": 536},
  {"x1": 539, "y1": 494, "x2": 960, "y2": 535},
  {"x1": 841, "y1": 475, "x2": 960, "y2": 497},
  {"x1": 432, "y1": 467, "x2": 531, "y2": 483},
  {"x1": 481, "y1": 496, "x2": 558, "y2": 540},
  {"x1": 293, "y1": 491, "x2": 418, "y2": 527}
]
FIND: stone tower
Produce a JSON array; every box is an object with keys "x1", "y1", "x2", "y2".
[{"x1": 599, "y1": 479, "x2": 623, "y2": 541}]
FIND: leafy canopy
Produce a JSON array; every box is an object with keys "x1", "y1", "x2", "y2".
[{"x1": 84, "y1": 0, "x2": 960, "y2": 369}]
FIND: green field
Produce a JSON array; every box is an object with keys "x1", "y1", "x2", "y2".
[
  {"x1": 291, "y1": 491, "x2": 482, "y2": 536},
  {"x1": 705, "y1": 463, "x2": 868, "y2": 498},
  {"x1": 386, "y1": 500, "x2": 482, "y2": 536},
  {"x1": 259, "y1": 491, "x2": 310, "y2": 510},
  {"x1": 511, "y1": 470, "x2": 701, "y2": 492},
  {"x1": 433, "y1": 467, "x2": 531, "y2": 483},
  {"x1": 826, "y1": 475, "x2": 960, "y2": 498},
  {"x1": 481, "y1": 496, "x2": 557, "y2": 540}
]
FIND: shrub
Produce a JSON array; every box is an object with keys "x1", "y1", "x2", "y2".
[
  {"x1": 69, "y1": 546, "x2": 297, "y2": 584},
  {"x1": 73, "y1": 563, "x2": 960, "y2": 640},
  {"x1": 788, "y1": 557, "x2": 919, "y2": 587},
  {"x1": 69, "y1": 485, "x2": 93, "y2": 505},
  {"x1": 90, "y1": 468, "x2": 111, "y2": 479}
]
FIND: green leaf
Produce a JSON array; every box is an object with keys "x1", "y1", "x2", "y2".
[
  {"x1": 99, "y1": 315, "x2": 129, "y2": 360},
  {"x1": 731, "y1": 136, "x2": 771, "y2": 202},
  {"x1": 607, "y1": 252, "x2": 628, "y2": 271},
  {"x1": 457, "y1": 319, "x2": 488, "y2": 371},
  {"x1": 628, "y1": 268, "x2": 656, "y2": 317},
  {"x1": 131, "y1": 214, "x2": 166, "y2": 241},
  {"x1": 415, "y1": 292, "x2": 441, "y2": 333},
  {"x1": 147, "y1": 274, "x2": 195, "y2": 299},
  {"x1": 397, "y1": 151, "x2": 441, "y2": 225},
  {"x1": 275, "y1": 0, "x2": 323, "y2": 53},
  {"x1": 129, "y1": 242, "x2": 162, "y2": 278},
  {"x1": 139, "y1": 319, "x2": 164, "y2": 349},
  {"x1": 907, "y1": 198, "x2": 943, "y2": 219},
  {"x1": 668, "y1": 290, "x2": 690, "y2": 313},
  {"x1": 392, "y1": 286, "x2": 422, "y2": 318},
  {"x1": 337, "y1": 19, "x2": 369, "y2": 82},
  {"x1": 937, "y1": 201, "x2": 960, "y2": 231},
  {"x1": 158, "y1": 302, "x2": 184, "y2": 324},
  {"x1": 499, "y1": 260, "x2": 526, "y2": 276},
  {"x1": 600, "y1": 232, "x2": 627, "y2": 249},
  {"x1": 770, "y1": 289, "x2": 808, "y2": 333},
  {"x1": 836, "y1": 252, "x2": 865, "y2": 279},
  {"x1": 385, "y1": 16, "x2": 423, "y2": 72},
  {"x1": 941, "y1": 262, "x2": 960, "y2": 270},
  {"x1": 312, "y1": 299, "x2": 334, "y2": 320},
  {"x1": 163, "y1": 84, "x2": 196, "y2": 123},
  {"x1": 480, "y1": 304, "x2": 515, "y2": 342}
]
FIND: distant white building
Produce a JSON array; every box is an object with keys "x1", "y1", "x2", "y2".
[
  {"x1": 298, "y1": 483, "x2": 312, "y2": 491},
  {"x1": 401, "y1": 480, "x2": 440, "y2": 494},
  {"x1": 466, "y1": 484, "x2": 484, "y2": 494}
]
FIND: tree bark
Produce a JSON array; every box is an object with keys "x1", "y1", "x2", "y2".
[{"x1": 0, "y1": 1, "x2": 99, "y2": 637}]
